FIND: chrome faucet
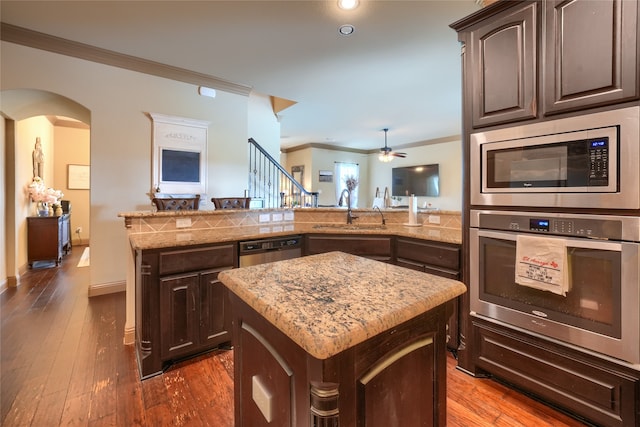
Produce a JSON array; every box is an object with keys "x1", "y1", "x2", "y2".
[
  {"x1": 339, "y1": 189, "x2": 358, "y2": 224},
  {"x1": 373, "y1": 205, "x2": 386, "y2": 225}
]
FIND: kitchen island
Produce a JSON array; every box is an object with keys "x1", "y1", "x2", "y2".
[{"x1": 219, "y1": 251, "x2": 466, "y2": 426}]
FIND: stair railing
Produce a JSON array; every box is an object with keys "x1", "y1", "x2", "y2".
[{"x1": 248, "y1": 138, "x2": 319, "y2": 208}]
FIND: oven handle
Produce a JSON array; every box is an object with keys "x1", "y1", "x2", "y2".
[{"x1": 474, "y1": 229, "x2": 623, "y2": 252}]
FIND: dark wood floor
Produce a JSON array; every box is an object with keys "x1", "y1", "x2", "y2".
[{"x1": 1, "y1": 246, "x2": 589, "y2": 426}]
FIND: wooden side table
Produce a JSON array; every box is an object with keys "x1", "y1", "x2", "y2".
[{"x1": 27, "y1": 214, "x2": 71, "y2": 267}]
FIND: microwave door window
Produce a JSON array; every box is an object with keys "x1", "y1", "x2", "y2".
[
  {"x1": 479, "y1": 237, "x2": 621, "y2": 338},
  {"x1": 488, "y1": 145, "x2": 568, "y2": 188}
]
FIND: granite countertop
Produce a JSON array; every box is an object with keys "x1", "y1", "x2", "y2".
[
  {"x1": 127, "y1": 223, "x2": 461, "y2": 250},
  {"x1": 219, "y1": 251, "x2": 466, "y2": 360}
]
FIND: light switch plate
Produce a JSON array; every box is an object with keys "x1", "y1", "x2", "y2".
[
  {"x1": 176, "y1": 233, "x2": 193, "y2": 242},
  {"x1": 259, "y1": 214, "x2": 271, "y2": 223},
  {"x1": 428, "y1": 215, "x2": 440, "y2": 224},
  {"x1": 252, "y1": 376, "x2": 273, "y2": 422},
  {"x1": 176, "y1": 218, "x2": 192, "y2": 228}
]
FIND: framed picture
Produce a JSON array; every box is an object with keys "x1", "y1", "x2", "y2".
[
  {"x1": 150, "y1": 113, "x2": 210, "y2": 195},
  {"x1": 319, "y1": 170, "x2": 333, "y2": 183},
  {"x1": 68, "y1": 164, "x2": 90, "y2": 189}
]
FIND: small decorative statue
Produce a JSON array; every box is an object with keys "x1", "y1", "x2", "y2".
[{"x1": 32, "y1": 137, "x2": 44, "y2": 179}]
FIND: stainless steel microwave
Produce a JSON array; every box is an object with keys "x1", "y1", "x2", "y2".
[{"x1": 470, "y1": 106, "x2": 640, "y2": 209}]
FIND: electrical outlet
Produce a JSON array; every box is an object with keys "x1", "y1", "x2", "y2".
[
  {"x1": 176, "y1": 218, "x2": 192, "y2": 228},
  {"x1": 252, "y1": 376, "x2": 273, "y2": 422},
  {"x1": 76, "y1": 226, "x2": 82, "y2": 234},
  {"x1": 259, "y1": 214, "x2": 271, "y2": 223}
]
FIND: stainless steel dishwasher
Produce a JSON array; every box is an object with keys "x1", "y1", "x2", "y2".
[{"x1": 238, "y1": 235, "x2": 303, "y2": 267}]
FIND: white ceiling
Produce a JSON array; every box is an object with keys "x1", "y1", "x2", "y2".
[{"x1": 1, "y1": 0, "x2": 481, "y2": 151}]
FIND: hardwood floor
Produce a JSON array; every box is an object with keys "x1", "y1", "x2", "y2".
[{"x1": 1, "y1": 247, "x2": 589, "y2": 426}]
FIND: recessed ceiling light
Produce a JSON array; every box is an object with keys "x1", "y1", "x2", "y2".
[
  {"x1": 338, "y1": 0, "x2": 359, "y2": 10},
  {"x1": 338, "y1": 24, "x2": 355, "y2": 36}
]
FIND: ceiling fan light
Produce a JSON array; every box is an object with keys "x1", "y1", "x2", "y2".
[{"x1": 378, "y1": 153, "x2": 393, "y2": 162}]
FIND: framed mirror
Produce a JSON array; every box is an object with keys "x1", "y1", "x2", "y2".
[
  {"x1": 291, "y1": 165, "x2": 304, "y2": 183},
  {"x1": 291, "y1": 165, "x2": 304, "y2": 194}
]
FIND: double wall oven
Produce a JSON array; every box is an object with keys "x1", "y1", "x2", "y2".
[
  {"x1": 469, "y1": 106, "x2": 640, "y2": 369},
  {"x1": 470, "y1": 210, "x2": 640, "y2": 367}
]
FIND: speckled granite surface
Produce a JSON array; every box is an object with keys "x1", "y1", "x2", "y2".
[
  {"x1": 219, "y1": 251, "x2": 466, "y2": 360},
  {"x1": 127, "y1": 222, "x2": 461, "y2": 250}
]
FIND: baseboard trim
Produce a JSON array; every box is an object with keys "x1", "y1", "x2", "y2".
[
  {"x1": 123, "y1": 326, "x2": 136, "y2": 346},
  {"x1": 88, "y1": 280, "x2": 126, "y2": 297}
]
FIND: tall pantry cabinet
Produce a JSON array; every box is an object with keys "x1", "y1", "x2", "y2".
[{"x1": 451, "y1": 1, "x2": 640, "y2": 426}]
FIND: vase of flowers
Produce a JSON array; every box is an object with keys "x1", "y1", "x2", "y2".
[{"x1": 28, "y1": 177, "x2": 64, "y2": 217}]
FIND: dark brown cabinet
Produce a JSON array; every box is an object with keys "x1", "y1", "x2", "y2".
[
  {"x1": 467, "y1": 1, "x2": 538, "y2": 128},
  {"x1": 305, "y1": 234, "x2": 393, "y2": 262},
  {"x1": 396, "y1": 237, "x2": 460, "y2": 279},
  {"x1": 230, "y1": 287, "x2": 453, "y2": 426},
  {"x1": 457, "y1": 0, "x2": 639, "y2": 129},
  {"x1": 136, "y1": 243, "x2": 235, "y2": 379},
  {"x1": 474, "y1": 318, "x2": 640, "y2": 427},
  {"x1": 396, "y1": 237, "x2": 461, "y2": 351},
  {"x1": 27, "y1": 214, "x2": 71, "y2": 267},
  {"x1": 451, "y1": 1, "x2": 640, "y2": 424},
  {"x1": 543, "y1": 0, "x2": 639, "y2": 114}
]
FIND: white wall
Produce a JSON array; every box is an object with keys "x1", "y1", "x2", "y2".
[
  {"x1": 0, "y1": 117, "x2": 5, "y2": 289},
  {"x1": 1, "y1": 41, "x2": 253, "y2": 290},
  {"x1": 283, "y1": 139, "x2": 462, "y2": 211},
  {"x1": 368, "y1": 139, "x2": 462, "y2": 211},
  {"x1": 54, "y1": 126, "x2": 90, "y2": 246}
]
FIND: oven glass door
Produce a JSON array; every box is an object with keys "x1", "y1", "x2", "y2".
[{"x1": 474, "y1": 230, "x2": 622, "y2": 338}]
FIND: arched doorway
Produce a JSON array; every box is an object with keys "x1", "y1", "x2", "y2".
[{"x1": 2, "y1": 89, "x2": 90, "y2": 287}]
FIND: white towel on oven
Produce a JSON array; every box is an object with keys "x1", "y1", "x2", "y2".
[{"x1": 515, "y1": 234, "x2": 570, "y2": 296}]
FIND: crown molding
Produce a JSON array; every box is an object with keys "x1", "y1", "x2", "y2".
[
  {"x1": 1, "y1": 22, "x2": 252, "y2": 97},
  {"x1": 282, "y1": 134, "x2": 461, "y2": 154},
  {"x1": 281, "y1": 143, "x2": 370, "y2": 155}
]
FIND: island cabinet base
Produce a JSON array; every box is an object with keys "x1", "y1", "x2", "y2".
[{"x1": 230, "y1": 292, "x2": 453, "y2": 426}]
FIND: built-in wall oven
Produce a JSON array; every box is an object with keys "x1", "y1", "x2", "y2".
[
  {"x1": 470, "y1": 106, "x2": 640, "y2": 209},
  {"x1": 470, "y1": 209, "x2": 640, "y2": 368}
]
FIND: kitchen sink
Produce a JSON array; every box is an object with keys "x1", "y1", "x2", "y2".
[{"x1": 312, "y1": 223, "x2": 387, "y2": 231}]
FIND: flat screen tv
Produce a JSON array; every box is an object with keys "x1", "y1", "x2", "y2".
[{"x1": 392, "y1": 164, "x2": 439, "y2": 197}]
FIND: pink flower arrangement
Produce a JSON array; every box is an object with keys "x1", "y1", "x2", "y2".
[{"x1": 28, "y1": 177, "x2": 64, "y2": 203}]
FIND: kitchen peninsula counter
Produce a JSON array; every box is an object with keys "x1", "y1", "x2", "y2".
[
  {"x1": 119, "y1": 207, "x2": 462, "y2": 361},
  {"x1": 120, "y1": 207, "x2": 461, "y2": 251},
  {"x1": 219, "y1": 251, "x2": 466, "y2": 426}
]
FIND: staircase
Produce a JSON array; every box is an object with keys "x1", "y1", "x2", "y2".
[{"x1": 247, "y1": 138, "x2": 318, "y2": 208}]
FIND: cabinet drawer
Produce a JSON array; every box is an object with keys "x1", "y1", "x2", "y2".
[
  {"x1": 396, "y1": 238, "x2": 460, "y2": 271},
  {"x1": 159, "y1": 244, "x2": 235, "y2": 275},
  {"x1": 474, "y1": 319, "x2": 640, "y2": 427},
  {"x1": 306, "y1": 235, "x2": 392, "y2": 258}
]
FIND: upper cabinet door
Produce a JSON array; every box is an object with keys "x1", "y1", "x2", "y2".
[
  {"x1": 543, "y1": 0, "x2": 639, "y2": 115},
  {"x1": 470, "y1": 2, "x2": 538, "y2": 128}
]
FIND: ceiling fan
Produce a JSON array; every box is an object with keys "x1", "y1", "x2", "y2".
[{"x1": 378, "y1": 128, "x2": 406, "y2": 162}]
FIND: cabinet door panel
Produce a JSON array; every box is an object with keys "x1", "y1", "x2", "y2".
[
  {"x1": 358, "y1": 337, "x2": 436, "y2": 426},
  {"x1": 160, "y1": 273, "x2": 200, "y2": 359},
  {"x1": 470, "y1": 2, "x2": 537, "y2": 127},
  {"x1": 27, "y1": 216, "x2": 63, "y2": 265},
  {"x1": 543, "y1": 0, "x2": 639, "y2": 114},
  {"x1": 200, "y1": 269, "x2": 232, "y2": 348}
]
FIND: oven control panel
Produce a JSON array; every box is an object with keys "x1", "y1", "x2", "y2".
[{"x1": 474, "y1": 211, "x2": 628, "y2": 240}]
